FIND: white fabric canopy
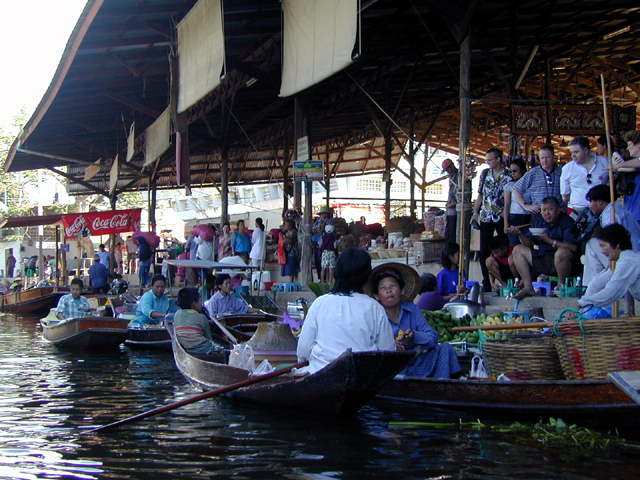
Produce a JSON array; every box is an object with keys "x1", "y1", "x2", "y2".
[
  {"x1": 144, "y1": 107, "x2": 171, "y2": 166},
  {"x1": 126, "y1": 123, "x2": 135, "y2": 162},
  {"x1": 280, "y1": 0, "x2": 358, "y2": 97},
  {"x1": 177, "y1": 0, "x2": 225, "y2": 113},
  {"x1": 109, "y1": 155, "x2": 119, "y2": 194}
]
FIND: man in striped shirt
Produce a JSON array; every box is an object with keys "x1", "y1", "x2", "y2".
[{"x1": 511, "y1": 145, "x2": 563, "y2": 214}]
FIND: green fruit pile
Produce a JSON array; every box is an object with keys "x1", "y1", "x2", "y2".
[{"x1": 422, "y1": 310, "x2": 506, "y2": 344}]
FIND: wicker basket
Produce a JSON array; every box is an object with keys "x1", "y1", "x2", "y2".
[
  {"x1": 482, "y1": 336, "x2": 565, "y2": 380},
  {"x1": 553, "y1": 317, "x2": 640, "y2": 380}
]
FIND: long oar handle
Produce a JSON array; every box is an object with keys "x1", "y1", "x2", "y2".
[
  {"x1": 85, "y1": 361, "x2": 309, "y2": 434},
  {"x1": 452, "y1": 321, "x2": 550, "y2": 332}
]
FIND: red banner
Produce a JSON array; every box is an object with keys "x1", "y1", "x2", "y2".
[{"x1": 62, "y1": 209, "x2": 142, "y2": 238}]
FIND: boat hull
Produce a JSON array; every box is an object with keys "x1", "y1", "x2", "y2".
[
  {"x1": 172, "y1": 333, "x2": 416, "y2": 417},
  {"x1": 40, "y1": 316, "x2": 129, "y2": 351},
  {"x1": 377, "y1": 376, "x2": 640, "y2": 415},
  {"x1": 1, "y1": 287, "x2": 68, "y2": 313},
  {"x1": 125, "y1": 327, "x2": 172, "y2": 350}
]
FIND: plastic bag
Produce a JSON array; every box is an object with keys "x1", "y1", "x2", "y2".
[
  {"x1": 252, "y1": 359, "x2": 275, "y2": 376},
  {"x1": 228, "y1": 344, "x2": 255, "y2": 371},
  {"x1": 470, "y1": 355, "x2": 489, "y2": 379}
]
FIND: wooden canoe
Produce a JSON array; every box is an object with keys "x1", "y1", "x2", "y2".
[
  {"x1": 40, "y1": 316, "x2": 129, "y2": 351},
  {"x1": 171, "y1": 332, "x2": 417, "y2": 417},
  {"x1": 377, "y1": 375, "x2": 640, "y2": 416},
  {"x1": 1, "y1": 286, "x2": 68, "y2": 313},
  {"x1": 216, "y1": 312, "x2": 278, "y2": 332},
  {"x1": 125, "y1": 326, "x2": 173, "y2": 350}
]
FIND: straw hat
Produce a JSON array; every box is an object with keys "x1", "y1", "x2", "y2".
[
  {"x1": 318, "y1": 206, "x2": 332, "y2": 215},
  {"x1": 364, "y1": 262, "x2": 421, "y2": 302}
]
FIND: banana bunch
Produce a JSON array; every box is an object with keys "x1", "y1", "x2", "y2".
[{"x1": 469, "y1": 312, "x2": 507, "y2": 339}]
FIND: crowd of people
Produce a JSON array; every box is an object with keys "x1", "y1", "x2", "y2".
[{"x1": 441, "y1": 130, "x2": 640, "y2": 319}]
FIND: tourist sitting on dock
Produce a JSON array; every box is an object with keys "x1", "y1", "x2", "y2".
[
  {"x1": 415, "y1": 273, "x2": 446, "y2": 311},
  {"x1": 129, "y1": 274, "x2": 169, "y2": 328},
  {"x1": 56, "y1": 278, "x2": 91, "y2": 320},
  {"x1": 204, "y1": 273, "x2": 259, "y2": 316},
  {"x1": 297, "y1": 248, "x2": 396, "y2": 374},
  {"x1": 582, "y1": 185, "x2": 640, "y2": 286},
  {"x1": 485, "y1": 236, "x2": 514, "y2": 293},
  {"x1": 369, "y1": 263, "x2": 461, "y2": 379},
  {"x1": 437, "y1": 242, "x2": 467, "y2": 302},
  {"x1": 174, "y1": 287, "x2": 223, "y2": 355},
  {"x1": 507, "y1": 196, "x2": 578, "y2": 298},
  {"x1": 567, "y1": 224, "x2": 640, "y2": 319}
]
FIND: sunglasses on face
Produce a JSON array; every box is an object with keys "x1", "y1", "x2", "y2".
[
  {"x1": 544, "y1": 173, "x2": 553, "y2": 186},
  {"x1": 586, "y1": 173, "x2": 592, "y2": 185}
]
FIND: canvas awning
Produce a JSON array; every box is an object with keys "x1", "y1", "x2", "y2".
[{"x1": 0, "y1": 215, "x2": 63, "y2": 229}]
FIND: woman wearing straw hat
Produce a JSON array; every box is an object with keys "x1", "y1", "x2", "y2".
[{"x1": 368, "y1": 263, "x2": 461, "y2": 378}]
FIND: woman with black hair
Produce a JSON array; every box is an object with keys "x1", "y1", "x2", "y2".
[
  {"x1": 297, "y1": 248, "x2": 395, "y2": 374},
  {"x1": 436, "y1": 242, "x2": 467, "y2": 302},
  {"x1": 249, "y1": 217, "x2": 265, "y2": 268},
  {"x1": 568, "y1": 224, "x2": 640, "y2": 318},
  {"x1": 416, "y1": 273, "x2": 446, "y2": 311}
]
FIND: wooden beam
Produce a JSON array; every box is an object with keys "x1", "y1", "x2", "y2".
[
  {"x1": 102, "y1": 90, "x2": 161, "y2": 118},
  {"x1": 47, "y1": 167, "x2": 108, "y2": 197},
  {"x1": 590, "y1": 53, "x2": 640, "y2": 97}
]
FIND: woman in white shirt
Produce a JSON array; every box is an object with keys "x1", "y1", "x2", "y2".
[
  {"x1": 503, "y1": 157, "x2": 531, "y2": 246},
  {"x1": 249, "y1": 217, "x2": 265, "y2": 268},
  {"x1": 297, "y1": 248, "x2": 396, "y2": 374}
]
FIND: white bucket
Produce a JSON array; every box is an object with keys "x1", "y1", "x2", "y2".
[{"x1": 252, "y1": 270, "x2": 272, "y2": 290}]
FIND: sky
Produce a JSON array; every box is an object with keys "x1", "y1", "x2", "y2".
[{"x1": 1, "y1": 0, "x2": 87, "y2": 133}]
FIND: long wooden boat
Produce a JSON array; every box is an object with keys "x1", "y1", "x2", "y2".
[
  {"x1": 171, "y1": 332, "x2": 417, "y2": 417},
  {"x1": 40, "y1": 316, "x2": 129, "y2": 351},
  {"x1": 1, "y1": 286, "x2": 69, "y2": 313},
  {"x1": 125, "y1": 326, "x2": 173, "y2": 350},
  {"x1": 377, "y1": 375, "x2": 640, "y2": 417},
  {"x1": 216, "y1": 312, "x2": 278, "y2": 332}
]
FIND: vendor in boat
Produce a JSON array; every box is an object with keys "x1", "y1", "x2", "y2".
[
  {"x1": 174, "y1": 287, "x2": 224, "y2": 355},
  {"x1": 198, "y1": 274, "x2": 216, "y2": 303},
  {"x1": 567, "y1": 223, "x2": 640, "y2": 319},
  {"x1": 368, "y1": 263, "x2": 462, "y2": 379},
  {"x1": 204, "y1": 273, "x2": 260, "y2": 316},
  {"x1": 129, "y1": 274, "x2": 169, "y2": 328},
  {"x1": 56, "y1": 278, "x2": 91, "y2": 320},
  {"x1": 297, "y1": 248, "x2": 396, "y2": 374}
]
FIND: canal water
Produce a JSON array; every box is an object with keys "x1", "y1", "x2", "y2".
[{"x1": 0, "y1": 313, "x2": 639, "y2": 479}]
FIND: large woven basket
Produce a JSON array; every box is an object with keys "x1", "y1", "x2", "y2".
[
  {"x1": 553, "y1": 317, "x2": 640, "y2": 380},
  {"x1": 482, "y1": 336, "x2": 565, "y2": 380}
]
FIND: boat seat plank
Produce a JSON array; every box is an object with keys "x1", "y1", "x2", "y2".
[{"x1": 609, "y1": 371, "x2": 640, "y2": 405}]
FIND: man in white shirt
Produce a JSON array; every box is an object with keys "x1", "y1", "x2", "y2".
[{"x1": 560, "y1": 136, "x2": 609, "y2": 214}]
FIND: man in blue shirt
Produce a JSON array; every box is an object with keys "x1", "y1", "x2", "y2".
[
  {"x1": 56, "y1": 278, "x2": 91, "y2": 320},
  {"x1": 97, "y1": 244, "x2": 112, "y2": 270},
  {"x1": 89, "y1": 254, "x2": 111, "y2": 294},
  {"x1": 508, "y1": 196, "x2": 578, "y2": 298}
]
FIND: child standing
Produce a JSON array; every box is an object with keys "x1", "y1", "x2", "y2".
[{"x1": 319, "y1": 224, "x2": 337, "y2": 284}]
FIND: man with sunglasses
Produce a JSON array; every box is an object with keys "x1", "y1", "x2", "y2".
[
  {"x1": 561, "y1": 136, "x2": 609, "y2": 216},
  {"x1": 511, "y1": 145, "x2": 563, "y2": 214}
]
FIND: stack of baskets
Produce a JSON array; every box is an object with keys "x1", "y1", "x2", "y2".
[
  {"x1": 553, "y1": 317, "x2": 640, "y2": 380},
  {"x1": 482, "y1": 335, "x2": 565, "y2": 380}
]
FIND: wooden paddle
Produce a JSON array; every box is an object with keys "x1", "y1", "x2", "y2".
[
  {"x1": 453, "y1": 321, "x2": 550, "y2": 332},
  {"x1": 84, "y1": 360, "x2": 309, "y2": 434}
]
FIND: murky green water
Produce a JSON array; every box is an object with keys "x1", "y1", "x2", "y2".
[{"x1": 0, "y1": 313, "x2": 638, "y2": 479}]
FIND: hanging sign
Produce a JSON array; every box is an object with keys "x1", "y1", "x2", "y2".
[
  {"x1": 62, "y1": 209, "x2": 142, "y2": 238},
  {"x1": 293, "y1": 160, "x2": 324, "y2": 182},
  {"x1": 296, "y1": 136, "x2": 310, "y2": 161}
]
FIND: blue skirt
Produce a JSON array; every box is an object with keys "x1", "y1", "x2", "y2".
[
  {"x1": 281, "y1": 253, "x2": 300, "y2": 277},
  {"x1": 403, "y1": 343, "x2": 461, "y2": 378}
]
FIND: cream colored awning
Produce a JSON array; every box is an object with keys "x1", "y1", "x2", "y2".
[{"x1": 280, "y1": 0, "x2": 358, "y2": 97}]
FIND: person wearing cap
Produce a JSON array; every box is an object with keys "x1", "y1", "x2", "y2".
[
  {"x1": 297, "y1": 248, "x2": 396, "y2": 374},
  {"x1": 369, "y1": 263, "x2": 461, "y2": 378},
  {"x1": 89, "y1": 254, "x2": 112, "y2": 294},
  {"x1": 442, "y1": 158, "x2": 458, "y2": 245},
  {"x1": 56, "y1": 278, "x2": 91, "y2": 320},
  {"x1": 313, "y1": 206, "x2": 334, "y2": 280},
  {"x1": 319, "y1": 224, "x2": 337, "y2": 283}
]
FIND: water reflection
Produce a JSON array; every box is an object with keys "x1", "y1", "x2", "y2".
[{"x1": 0, "y1": 313, "x2": 638, "y2": 479}]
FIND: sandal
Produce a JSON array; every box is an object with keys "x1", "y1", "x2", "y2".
[{"x1": 512, "y1": 289, "x2": 534, "y2": 300}]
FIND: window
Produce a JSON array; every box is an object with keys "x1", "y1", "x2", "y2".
[
  {"x1": 355, "y1": 178, "x2": 383, "y2": 192},
  {"x1": 390, "y1": 181, "x2": 407, "y2": 193},
  {"x1": 423, "y1": 184, "x2": 444, "y2": 195}
]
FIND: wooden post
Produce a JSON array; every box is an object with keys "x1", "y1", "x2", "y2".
[
  {"x1": 409, "y1": 118, "x2": 416, "y2": 220},
  {"x1": 295, "y1": 94, "x2": 313, "y2": 284},
  {"x1": 457, "y1": 33, "x2": 473, "y2": 282},
  {"x1": 384, "y1": 133, "x2": 393, "y2": 224},
  {"x1": 282, "y1": 134, "x2": 290, "y2": 218},
  {"x1": 61, "y1": 233, "x2": 67, "y2": 286},
  {"x1": 601, "y1": 73, "x2": 619, "y2": 317},
  {"x1": 221, "y1": 152, "x2": 229, "y2": 224},
  {"x1": 55, "y1": 225, "x2": 60, "y2": 286}
]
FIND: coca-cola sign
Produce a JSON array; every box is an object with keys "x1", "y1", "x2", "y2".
[{"x1": 62, "y1": 209, "x2": 142, "y2": 238}]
